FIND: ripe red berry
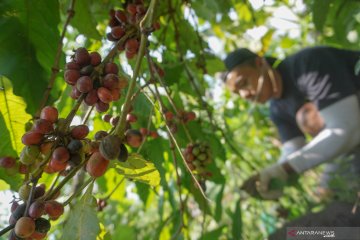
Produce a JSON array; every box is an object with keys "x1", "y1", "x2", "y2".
[
  {"x1": 70, "y1": 125, "x2": 89, "y2": 139},
  {"x1": 0, "y1": 156, "x2": 16, "y2": 168},
  {"x1": 110, "y1": 116, "x2": 119, "y2": 126},
  {"x1": 33, "y1": 119, "x2": 54, "y2": 134},
  {"x1": 65, "y1": 61, "x2": 80, "y2": 70},
  {"x1": 111, "y1": 88, "x2": 121, "y2": 101},
  {"x1": 86, "y1": 152, "x2": 110, "y2": 178},
  {"x1": 40, "y1": 106, "x2": 58, "y2": 124},
  {"x1": 52, "y1": 147, "x2": 70, "y2": 163},
  {"x1": 70, "y1": 86, "x2": 81, "y2": 99},
  {"x1": 84, "y1": 89, "x2": 99, "y2": 106},
  {"x1": 103, "y1": 74, "x2": 119, "y2": 89},
  {"x1": 125, "y1": 38, "x2": 139, "y2": 54},
  {"x1": 115, "y1": 10, "x2": 127, "y2": 23},
  {"x1": 125, "y1": 50, "x2": 136, "y2": 59},
  {"x1": 89, "y1": 52, "x2": 102, "y2": 66},
  {"x1": 164, "y1": 111, "x2": 174, "y2": 121},
  {"x1": 95, "y1": 101, "x2": 109, "y2": 113},
  {"x1": 104, "y1": 63, "x2": 119, "y2": 75},
  {"x1": 126, "y1": 113, "x2": 137, "y2": 123},
  {"x1": 76, "y1": 76, "x2": 93, "y2": 93},
  {"x1": 126, "y1": 4, "x2": 137, "y2": 15},
  {"x1": 64, "y1": 69, "x2": 80, "y2": 85},
  {"x1": 97, "y1": 87, "x2": 113, "y2": 104},
  {"x1": 111, "y1": 26, "x2": 125, "y2": 39},
  {"x1": 74, "y1": 47, "x2": 90, "y2": 66},
  {"x1": 125, "y1": 129, "x2": 143, "y2": 148},
  {"x1": 22, "y1": 131, "x2": 43, "y2": 146},
  {"x1": 149, "y1": 131, "x2": 159, "y2": 139},
  {"x1": 139, "y1": 128, "x2": 148, "y2": 136},
  {"x1": 102, "y1": 114, "x2": 112, "y2": 122},
  {"x1": 15, "y1": 217, "x2": 35, "y2": 238},
  {"x1": 44, "y1": 201, "x2": 64, "y2": 219},
  {"x1": 29, "y1": 201, "x2": 45, "y2": 219}
]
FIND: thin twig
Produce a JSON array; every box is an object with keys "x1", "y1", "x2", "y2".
[{"x1": 35, "y1": 0, "x2": 77, "y2": 118}]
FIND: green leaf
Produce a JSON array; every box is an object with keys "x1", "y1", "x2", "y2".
[
  {"x1": 0, "y1": 77, "x2": 31, "y2": 155},
  {"x1": 214, "y1": 185, "x2": 224, "y2": 222},
  {"x1": 13, "y1": 0, "x2": 61, "y2": 72},
  {"x1": 232, "y1": 199, "x2": 242, "y2": 240},
  {"x1": 199, "y1": 225, "x2": 226, "y2": 240},
  {"x1": 61, "y1": 182, "x2": 100, "y2": 240},
  {"x1": 0, "y1": 15, "x2": 49, "y2": 114},
  {"x1": 312, "y1": 0, "x2": 332, "y2": 32},
  {"x1": 71, "y1": 0, "x2": 102, "y2": 40},
  {"x1": 113, "y1": 153, "x2": 161, "y2": 187},
  {"x1": 112, "y1": 225, "x2": 135, "y2": 239}
]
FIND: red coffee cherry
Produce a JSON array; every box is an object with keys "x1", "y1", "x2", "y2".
[
  {"x1": 70, "y1": 125, "x2": 89, "y2": 140},
  {"x1": 76, "y1": 76, "x2": 93, "y2": 93},
  {"x1": 64, "y1": 69, "x2": 80, "y2": 85},
  {"x1": 97, "y1": 87, "x2": 113, "y2": 104},
  {"x1": 33, "y1": 119, "x2": 54, "y2": 134},
  {"x1": 15, "y1": 217, "x2": 36, "y2": 238},
  {"x1": 29, "y1": 201, "x2": 45, "y2": 219},
  {"x1": 40, "y1": 106, "x2": 58, "y2": 124},
  {"x1": 74, "y1": 47, "x2": 90, "y2": 66},
  {"x1": 86, "y1": 152, "x2": 110, "y2": 178},
  {"x1": 89, "y1": 52, "x2": 102, "y2": 66},
  {"x1": 125, "y1": 129, "x2": 143, "y2": 148},
  {"x1": 22, "y1": 131, "x2": 43, "y2": 146},
  {"x1": 52, "y1": 147, "x2": 70, "y2": 163},
  {"x1": 0, "y1": 156, "x2": 16, "y2": 168},
  {"x1": 44, "y1": 201, "x2": 64, "y2": 219}
]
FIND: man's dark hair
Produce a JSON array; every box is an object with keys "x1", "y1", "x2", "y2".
[{"x1": 224, "y1": 48, "x2": 258, "y2": 71}]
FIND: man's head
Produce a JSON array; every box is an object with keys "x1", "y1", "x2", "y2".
[{"x1": 223, "y1": 48, "x2": 279, "y2": 103}]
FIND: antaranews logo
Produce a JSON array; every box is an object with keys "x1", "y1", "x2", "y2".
[{"x1": 287, "y1": 229, "x2": 297, "y2": 237}]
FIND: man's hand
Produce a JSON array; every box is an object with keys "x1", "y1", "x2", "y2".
[
  {"x1": 256, "y1": 164, "x2": 288, "y2": 200},
  {"x1": 241, "y1": 164, "x2": 289, "y2": 200}
]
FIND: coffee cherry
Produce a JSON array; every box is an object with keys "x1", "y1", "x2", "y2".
[
  {"x1": 103, "y1": 74, "x2": 119, "y2": 89},
  {"x1": 29, "y1": 201, "x2": 45, "y2": 219},
  {"x1": 67, "y1": 139, "x2": 83, "y2": 154},
  {"x1": 74, "y1": 47, "x2": 90, "y2": 66},
  {"x1": 139, "y1": 128, "x2": 148, "y2": 136},
  {"x1": 11, "y1": 201, "x2": 19, "y2": 213},
  {"x1": 0, "y1": 156, "x2": 16, "y2": 168},
  {"x1": 40, "y1": 142, "x2": 53, "y2": 155},
  {"x1": 65, "y1": 61, "x2": 80, "y2": 70},
  {"x1": 97, "y1": 87, "x2": 113, "y2": 104},
  {"x1": 22, "y1": 131, "x2": 43, "y2": 146},
  {"x1": 118, "y1": 144, "x2": 128, "y2": 162},
  {"x1": 102, "y1": 114, "x2": 112, "y2": 122},
  {"x1": 80, "y1": 65, "x2": 94, "y2": 76},
  {"x1": 34, "y1": 184, "x2": 46, "y2": 199},
  {"x1": 70, "y1": 86, "x2": 81, "y2": 99},
  {"x1": 125, "y1": 129, "x2": 143, "y2": 148},
  {"x1": 95, "y1": 131, "x2": 108, "y2": 141},
  {"x1": 164, "y1": 111, "x2": 174, "y2": 121},
  {"x1": 115, "y1": 10, "x2": 127, "y2": 23},
  {"x1": 35, "y1": 218, "x2": 51, "y2": 233},
  {"x1": 125, "y1": 51, "x2": 136, "y2": 59},
  {"x1": 18, "y1": 184, "x2": 31, "y2": 201},
  {"x1": 95, "y1": 101, "x2": 109, "y2": 113},
  {"x1": 18, "y1": 163, "x2": 29, "y2": 174},
  {"x1": 84, "y1": 89, "x2": 99, "y2": 106},
  {"x1": 40, "y1": 106, "x2": 58, "y2": 124},
  {"x1": 86, "y1": 152, "x2": 110, "y2": 178},
  {"x1": 15, "y1": 217, "x2": 35, "y2": 238},
  {"x1": 49, "y1": 158, "x2": 67, "y2": 172},
  {"x1": 111, "y1": 88, "x2": 121, "y2": 101},
  {"x1": 185, "y1": 111, "x2": 196, "y2": 122},
  {"x1": 68, "y1": 153, "x2": 82, "y2": 167},
  {"x1": 52, "y1": 147, "x2": 70, "y2": 163},
  {"x1": 126, "y1": 4, "x2": 137, "y2": 15},
  {"x1": 89, "y1": 52, "x2": 102, "y2": 66},
  {"x1": 111, "y1": 26, "x2": 125, "y2": 39},
  {"x1": 125, "y1": 38, "x2": 139, "y2": 54},
  {"x1": 12, "y1": 203, "x2": 26, "y2": 221},
  {"x1": 64, "y1": 69, "x2": 80, "y2": 85},
  {"x1": 30, "y1": 231, "x2": 47, "y2": 240},
  {"x1": 110, "y1": 116, "x2": 119, "y2": 126},
  {"x1": 44, "y1": 201, "x2": 64, "y2": 219},
  {"x1": 149, "y1": 131, "x2": 159, "y2": 139},
  {"x1": 104, "y1": 63, "x2": 119, "y2": 74},
  {"x1": 33, "y1": 119, "x2": 54, "y2": 134},
  {"x1": 126, "y1": 113, "x2": 137, "y2": 123},
  {"x1": 70, "y1": 125, "x2": 89, "y2": 140},
  {"x1": 76, "y1": 76, "x2": 93, "y2": 93},
  {"x1": 99, "y1": 135, "x2": 121, "y2": 160}
]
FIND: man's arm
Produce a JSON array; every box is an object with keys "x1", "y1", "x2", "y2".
[{"x1": 286, "y1": 95, "x2": 360, "y2": 172}]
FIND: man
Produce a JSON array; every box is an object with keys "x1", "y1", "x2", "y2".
[{"x1": 223, "y1": 47, "x2": 360, "y2": 199}]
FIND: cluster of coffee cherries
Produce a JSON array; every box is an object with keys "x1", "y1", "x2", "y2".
[
  {"x1": 19, "y1": 106, "x2": 93, "y2": 176},
  {"x1": 64, "y1": 48, "x2": 128, "y2": 112},
  {"x1": 8, "y1": 184, "x2": 63, "y2": 239},
  {"x1": 183, "y1": 142, "x2": 212, "y2": 178},
  {"x1": 164, "y1": 109, "x2": 197, "y2": 133},
  {"x1": 107, "y1": 0, "x2": 160, "y2": 59}
]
